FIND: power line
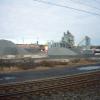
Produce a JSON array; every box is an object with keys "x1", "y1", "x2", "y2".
[
  {"x1": 33, "y1": 0, "x2": 100, "y2": 17},
  {"x1": 68, "y1": 0, "x2": 100, "y2": 11}
]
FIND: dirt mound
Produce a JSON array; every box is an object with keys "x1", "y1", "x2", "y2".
[{"x1": 0, "y1": 39, "x2": 29, "y2": 55}]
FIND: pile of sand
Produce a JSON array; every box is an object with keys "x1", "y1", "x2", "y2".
[{"x1": 0, "y1": 39, "x2": 29, "y2": 56}]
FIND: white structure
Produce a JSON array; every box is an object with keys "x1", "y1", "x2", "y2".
[
  {"x1": 47, "y1": 30, "x2": 94, "y2": 56},
  {"x1": 48, "y1": 31, "x2": 75, "y2": 49},
  {"x1": 48, "y1": 30, "x2": 78, "y2": 56},
  {"x1": 85, "y1": 36, "x2": 91, "y2": 49},
  {"x1": 61, "y1": 31, "x2": 74, "y2": 47}
]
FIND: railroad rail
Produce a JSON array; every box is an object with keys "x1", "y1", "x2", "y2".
[{"x1": 0, "y1": 70, "x2": 100, "y2": 100}]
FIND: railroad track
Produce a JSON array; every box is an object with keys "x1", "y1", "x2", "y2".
[{"x1": 0, "y1": 70, "x2": 100, "y2": 100}]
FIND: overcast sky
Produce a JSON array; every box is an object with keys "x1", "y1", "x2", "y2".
[{"x1": 0, "y1": 0, "x2": 100, "y2": 45}]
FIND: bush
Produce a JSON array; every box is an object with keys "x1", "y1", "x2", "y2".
[
  {"x1": 39, "y1": 61, "x2": 54, "y2": 67},
  {"x1": 70, "y1": 59, "x2": 80, "y2": 63}
]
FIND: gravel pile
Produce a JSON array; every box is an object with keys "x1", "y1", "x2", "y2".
[{"x1": 0, "y1": 39, "x2": 29, "y2": 56}]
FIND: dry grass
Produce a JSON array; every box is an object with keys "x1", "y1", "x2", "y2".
[
  {"x1": 38, "y1": 61, "x2": 68, "y2": 67},
  {"x1": 0, "y1": 66, "x2": 20, "y2": 73},
  {"x1": 38, "y1": 58, "x2": 97, "y2": 67},
  {"x1": 0, "y1": 58, "x2": 98, "y2": 73}
]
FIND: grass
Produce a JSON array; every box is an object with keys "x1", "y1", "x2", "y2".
[{"x1": 0, "y1": 58, "x2": 98, "y2": 73}]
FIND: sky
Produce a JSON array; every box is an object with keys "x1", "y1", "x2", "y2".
[{"x1": 0, "y1": 0, "x2": 100, "y2": 45}]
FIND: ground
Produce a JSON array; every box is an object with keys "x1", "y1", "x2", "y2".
[{"x1": 0, "y1": 58, "x2": 99, "y2": 73}]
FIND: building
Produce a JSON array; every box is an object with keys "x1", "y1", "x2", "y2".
[
  {"x1": 61, "y1": 30, "x2": 74, "y2": 47},
  {"x1": 48, "y1": 30, "x2": 74, "y2": 49},
  {"x1": 48, "y1": 30, "x2": 78, "y2": 56},
  {"x1": 48, "y1": 30, "x2": 94, "y2": 56},
  {"x1": 16, "y1": 44, "x2": 39, "y2": 49}
]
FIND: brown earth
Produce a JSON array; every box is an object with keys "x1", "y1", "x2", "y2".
[{"x1": 0, "y1": 58, "x2": 99, "y2": 73}]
